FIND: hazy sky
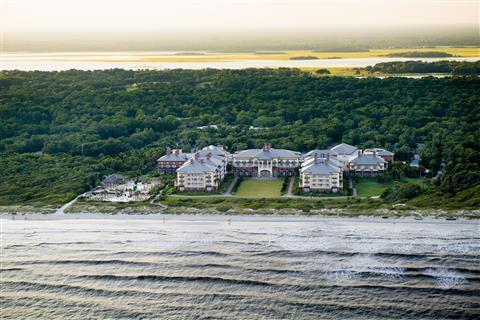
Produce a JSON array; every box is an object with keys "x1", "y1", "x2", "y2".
[{"x1": 5, "y1": 0, "x2": 479, "y2": 35}]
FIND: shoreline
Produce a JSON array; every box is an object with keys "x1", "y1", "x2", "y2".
[
  {"x1": 1, "y1": 206, "x2": 478, "y2": 220},
  {"x1": 1, "y1": 211, "x2": 478, "y2": 224}
]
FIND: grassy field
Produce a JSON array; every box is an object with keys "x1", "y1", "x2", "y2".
[
  {"x1": 355, "y1": 178, "x2": 392, "y2": 197},
  {"x1": 234, "y1": 178, "x2": 283, "y2": 197},
  {"x1": 354, "y1": 177, "x2": 425, "y2": 197},
  {"x1": 89, "y1": 47, "x2": 479, "y2": 63}
]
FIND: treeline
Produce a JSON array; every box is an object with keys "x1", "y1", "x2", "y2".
[
  {"x1": 366, "y1": 60, "x2": 480, "y2": 75},
  {"x1": 384, "y1": 51, "x2": 452, "y2": 58},
  {"x1": 0, "y1": 69, "x2": 479, "y2": 206},
  {"x1": 289, "y1": 56, "x2": 319, "y2": 60}
]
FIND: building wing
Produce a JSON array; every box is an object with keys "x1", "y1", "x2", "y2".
[{"x1": 330, "y1": 143, "x2": 358, "y2": 155}]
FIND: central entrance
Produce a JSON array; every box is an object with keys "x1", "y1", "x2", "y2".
[{"x1": 259, "y1": 170, "x2": 271, "y2": 178}]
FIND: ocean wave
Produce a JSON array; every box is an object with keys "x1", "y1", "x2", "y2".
[{"x1": 75, "y1": 274, "x2": 274, "y2": 287}]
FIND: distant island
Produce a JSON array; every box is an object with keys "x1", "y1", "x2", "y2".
[
  {"x1": 384, "y1": 51, "x2": 453, "y2": 58},
  {"x1": 365, "y1": 60, "x2": 479, "y2": 75},
  {"x1": 289, "y1": 56, "x2": 319, "y2": 60}
]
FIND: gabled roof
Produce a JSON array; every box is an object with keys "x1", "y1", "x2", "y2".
[
  {"x1": 351, "y1": 154, "x2": 386, "y2": 165},
  {"x1": 157, "y1": 152, "x2": 192, "y2": 162},
  {"x1": 197, "y1": 145, "x2": 231, "y2": 158},
  {"x1": 235, "y1": 148, "x2": 301, "y2": 159},
  {"x1": 301, "y1": 160, "x2": 342, "y2": 175},
  {"x1": 101, "y1": 173, "x2": 125, "y2": 185},
  {"x1": 201, "y1": 155, "x2": 223, "y2": 167},
  {"x1": 330, "y1": 143, "x2": 358, "y2": 155},
  {"x1": 302, "y1": 155, "x2": 343, "y2": 169},
  {"x1": 177, "y1": 159, "x2": 217, "y2": 174}
]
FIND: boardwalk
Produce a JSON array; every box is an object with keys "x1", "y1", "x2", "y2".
[
  {"x1": 224, "y1": 176, "x2": 239, "y2": 195},
  {"x1": 286, "y1": 177, "x2": 295, "y2": 196},
  {"x1": 55, "y1": 194, "x2": 82, "y2": 214}
]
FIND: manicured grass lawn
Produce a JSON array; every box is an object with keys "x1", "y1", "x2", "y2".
[
  {"x1": 355, "y1": 177, "x2": 426, "y2": 197},
  {"x1": 234, "y1": 178, "x2": 283, "y2": 197},
  {"x1": 355, "y1": 178, "x2": 392, "y2": 197}
]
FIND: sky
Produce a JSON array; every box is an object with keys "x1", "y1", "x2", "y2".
[
  {"x1": 4, "y1": 0, "x2": 478, "y2": 33},
  {"x1": 3, "y1": 0, "x2": 479, "y2": 51}
]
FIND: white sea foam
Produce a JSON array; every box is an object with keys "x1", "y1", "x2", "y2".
[{"x1": 424, "y1": 268, "x2": 468, "y2": 288}]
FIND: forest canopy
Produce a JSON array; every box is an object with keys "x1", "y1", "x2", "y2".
[
  {"x1": 366, "y1": 60, "x2": 480, "y2": 75},
  {"x1": 0, "y1": 69, "x2": 479, "y2": 206}
]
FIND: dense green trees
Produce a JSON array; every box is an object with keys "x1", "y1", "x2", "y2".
[
  {"x1": 0, "y1": 69, "x2": 479, "y2": 206},
  {"x1": 384, "y1": 51, "x2": 453, "y2": 58},
  {"x1": 381, "y1": 183, "x2": 422, "y2": 202},
  {"x1": 367, "y1": 61, "x2": 480, "y2": 75}
]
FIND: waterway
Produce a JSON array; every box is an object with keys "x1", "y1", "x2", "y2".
[{"x1": 1, "y1": 52, "x2": 478, "y2": 71}]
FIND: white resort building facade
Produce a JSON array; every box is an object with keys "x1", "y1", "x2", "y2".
[
  {"x1": 298, "y1": 143, "x2": 390, "y2": 192},
  {"x1": 232, "y1": 144, "x2": 301, "y2": 178},
  {"x1": 176, "y1": 154, "x2": 225, "y2": 192},
  {"x1": 300, "y1": 153, "x2": 343, "y2": 192},
  {"x1": 158, "y1": 142, "x2": 393, "y2": 193},
  {"x1": 155, "y1": 145, "x2": 229, "y2": 192},
  {"x1": 347, "y1": 150, "x2": 387, "y2": 176}
]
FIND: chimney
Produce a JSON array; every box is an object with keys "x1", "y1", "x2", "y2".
[
  {"x1": 207, "y1": 152, "x2": 212, "y2": 160},
  {"x1": 195, "y1": 153, "x2": 200, "y2": 160},
  {"x1": 373, "y1": 150, "x2": 377, "y2": 157},
  {"x1": 314, "y1": 153, "x2": 318, "y2": 163},
  {"x1": 358, "y1": 150, "x2": 362, "y2": 157},
  {"x1": 167, "y1": 146, "x2": 172, "y2": 154},
  {"x1": 174, "y1": 149, "x2": 179, "y2": 155},
  {"x1": 190, "y1": 159, "x2": 194, "y2": 164},
  {"x1": 200, "y1": 159, "x2": 205, "y2": 164}
]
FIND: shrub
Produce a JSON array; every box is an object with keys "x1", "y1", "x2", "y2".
[
  {"x1": 216, "y1": 204, "x2": 232, "y2": 212},
  {"x1": 382, "y1": 183, "x2": 422, "y2": 202},
  {"x1": 315, "y1": 69, "x2": 331, "y2": 75}
]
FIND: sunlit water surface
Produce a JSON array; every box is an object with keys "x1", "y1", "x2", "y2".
[
  {"x1": 2, "y1": 52, "x2": 479, "y2": 71},
  {"x1": 1, "y1": 215, "x2": 479, "y2": 319}
]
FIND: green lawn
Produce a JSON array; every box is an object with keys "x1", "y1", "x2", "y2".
[
  {"x1": 355, "y1": 178, "x2": 392, "y2": 197},
  {"x1": 355, "y1": 177, "x2": 426, "y2": 197},
  {"x1": 234, "y1": 178, "x2": 283, "y2": 197}
]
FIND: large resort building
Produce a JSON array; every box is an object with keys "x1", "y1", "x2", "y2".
[
  {"x1": 157, "y1": 149, "x2": 193, "y2": 174},
  {"x1": 348, "y1": 150, "x2": 387, "y2": 176},
  {"x1": 158, "y1": 142, "x2": 393, "y2": 193},
  {"x1": 300, "y1": 153, "x2": 343, "y2": 192},
  {"x1": 176, "y1": 154, "x2": 225, "y2": 192},
  {"x1": 232, "y1": 144, "x2": 301, "y2": 178},
  {"x1": 156, "y1": 145, "x2": 230, "y2": 192}
]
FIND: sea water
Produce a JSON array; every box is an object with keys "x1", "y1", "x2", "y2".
[{"x1": 1, "y1": 215, "x2": 479, "y2": 319}]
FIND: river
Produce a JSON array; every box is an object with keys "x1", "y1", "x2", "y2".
[
  {"x1": 1, "y1": 214, "x2": 478, "y2": 319},
  {"x1": 1, "y1": 52, "x2": 479, "y2": 71}
]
